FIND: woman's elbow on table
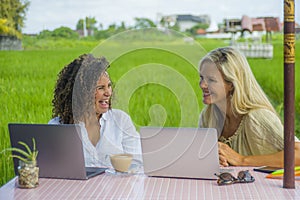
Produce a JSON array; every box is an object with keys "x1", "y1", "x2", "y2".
[{"x1": 295, "y1": 142, "x2": 300, "y2": 166}]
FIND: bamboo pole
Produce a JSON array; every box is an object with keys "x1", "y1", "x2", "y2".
[{"x1": 283, "y1": 0, "x2": 295, "y2": 189}]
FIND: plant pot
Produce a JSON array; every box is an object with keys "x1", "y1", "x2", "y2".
[{"x1": 17, "y1": 160, "x2": 39, "y2": 188}]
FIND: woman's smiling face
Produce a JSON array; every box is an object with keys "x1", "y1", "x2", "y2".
[
  {"x1": 199, "y1": 61, "x2": 232, "y2": 106},
  {"x1": 95, "y1": 73, "x2": 112, "y2": 117}
]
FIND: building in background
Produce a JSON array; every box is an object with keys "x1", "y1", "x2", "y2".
[
  {"x1": 224, "y1": 15, "x2": 282, "y2": 59},
  {"x1": 224, "y1": 15, "x2": 282, "y2": 42},
  {"x1": 158, "y1": 14, "x2": 211, "y2": 32}
]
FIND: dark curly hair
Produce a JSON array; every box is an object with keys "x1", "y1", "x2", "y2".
[{"x1": 51, "y1": 54, "x2": 110, "y2": 124}]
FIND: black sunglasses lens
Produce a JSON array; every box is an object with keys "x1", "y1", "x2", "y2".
[
  {"x1": 215, "y1": 172, "x2": 236, "y2": 185},
  {"x1": 220, "y1": 172, "x2": 234, "y2": 181},
  {"x1": 237, "y1": 170, "x2": 255, "y2": 183},
  {"x1": 216, "y1": 170, "x2": 255, "y2": 185},
  {"x1": 238, "y1": 171, "x2": 246, "y2": 179}
]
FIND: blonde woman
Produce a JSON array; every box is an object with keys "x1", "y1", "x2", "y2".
[{"x1": 198, "y1": 47, "x2": 300, "y2": 167}]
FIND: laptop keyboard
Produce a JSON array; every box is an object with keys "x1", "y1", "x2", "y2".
[
  {"x1": 86, "y1": 171, "x2": 96, "y2": 176},
  {"x1": 85, "y1": 167, "x2": 107, "y2": 177}
]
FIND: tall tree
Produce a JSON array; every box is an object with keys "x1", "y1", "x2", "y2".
[
  {"x1": 0, "y1": 0, "x2": 30, "y2": 33},
  {"x1": 76, "y1": 19, "x2": 83, "y2": 29},
  {"x1": 85, "y1": 17, "x2": 97, "y2": 31},
  {"x1": 76, "y1": 16, "x2": 97, "y2": 36}
]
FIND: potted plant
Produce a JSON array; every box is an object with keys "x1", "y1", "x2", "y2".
[{"x1": 2, "y1": 138, "x2": 39, "y2": 188}]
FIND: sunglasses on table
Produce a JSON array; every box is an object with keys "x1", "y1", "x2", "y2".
[{"x1": 214, "y1": 170, "x2": 255, "y2": 186}]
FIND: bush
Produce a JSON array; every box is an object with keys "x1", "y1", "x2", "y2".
[{"x1": 37, "y1": 26, "x2": 79, "y2": 39}]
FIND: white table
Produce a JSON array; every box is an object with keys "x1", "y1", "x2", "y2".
[{"x1": 1, "y1": 167, "x2": 299, "y2": 199}]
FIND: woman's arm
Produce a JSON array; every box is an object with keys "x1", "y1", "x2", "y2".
[
  {"x1": 219, "y1": 142, "x2": 300, "y2": 168},
  {"x1": 113, "y1": 109, "x2": 143, "y2": 165}
]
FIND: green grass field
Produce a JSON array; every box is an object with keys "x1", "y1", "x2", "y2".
[{"x1": 0, "y1": 34, "x2": 299, "y2": 187}]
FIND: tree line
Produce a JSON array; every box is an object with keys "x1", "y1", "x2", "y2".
[
  {"x1": 37, "y1": 17, "x2": 160, "y2": 40},
  {"x1": 0, "y1": 0, "x2": 209, "y2": 40}
]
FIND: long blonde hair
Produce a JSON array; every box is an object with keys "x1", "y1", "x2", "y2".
[{"x1": 199, "y1": 47, "x2": 276, "y2": 129}]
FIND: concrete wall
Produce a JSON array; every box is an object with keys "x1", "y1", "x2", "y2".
[{"x1": 0, "y1": 35, "x2": 22, "y2": 50}]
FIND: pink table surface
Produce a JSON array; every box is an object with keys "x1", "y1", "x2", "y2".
[{"x1": 1, "y1": 167, "x2": 299, "y2": 200}]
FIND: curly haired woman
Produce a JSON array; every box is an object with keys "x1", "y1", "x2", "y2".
[{"x1": 49, "y1": 54, "x2": 143, "y2": 168}]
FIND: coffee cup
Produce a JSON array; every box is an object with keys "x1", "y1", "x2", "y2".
[{"x1": 109, "y1": 153, "x2": 133, "y2": 172}]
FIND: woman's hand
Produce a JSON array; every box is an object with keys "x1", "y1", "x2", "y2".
[
  {"x1": 218, "y1": 141, "x2": 300, "y2": 167},
  {"x1": 218, "y1": 142, "x2": 245, "y2": 166}
]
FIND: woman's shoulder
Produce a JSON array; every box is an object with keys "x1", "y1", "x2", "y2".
[
  {"x1": 247, "y1": 108, "x2": 279, "y2": 120},
  {"x1": 106, "y1": 109, "x2": 131, "y2": 119},
  {"x1": 105, "y1": 109, "x2": 135, "y2": 128},
  {"x1": 109, "y1": 109, "x2": 129, "y2": 115},
  {"x1": 244, "y1": 108, "x2": 283, "y2": 131}
]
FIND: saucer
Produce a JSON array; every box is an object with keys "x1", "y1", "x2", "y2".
[
  {"x1": 105, "y1": 168, "x2": 131, "y2": 176},
  {"x1": 105, "y1": 164, "x2": 144, "y2": 176}
]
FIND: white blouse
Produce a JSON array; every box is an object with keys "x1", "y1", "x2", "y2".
[{"x1": 49, "y1": 109, "x2": 143, "y2": 168}]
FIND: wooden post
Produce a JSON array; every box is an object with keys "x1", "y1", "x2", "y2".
[{"x1": 283, "y1": 0, "x2": 295, "y2": 189}]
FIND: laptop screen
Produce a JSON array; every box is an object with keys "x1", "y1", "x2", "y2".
[
  {"x1": 8, "y1": 123, "x2": 89, "y2": 179},
  {"x1": 140, "y1": 127, "x2": 219, "y2": 179}
]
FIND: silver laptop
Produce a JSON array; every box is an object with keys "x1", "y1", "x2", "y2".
[
  {"x1": 8, "y1": 123, "x2": 107, "y2": 180},
  {"x1": 140, "y1": 127, "x2": 220, "y2": 179}
]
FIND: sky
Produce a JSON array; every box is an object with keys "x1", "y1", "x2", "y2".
[{"x1": 23, "y1": 0, "x2": 299, "y2": 34}]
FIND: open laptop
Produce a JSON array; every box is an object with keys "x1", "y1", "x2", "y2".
[
  {"x1": 8, "y1": 123, "x2": 107, "y2": 180},
  {"x1": 140, "y1": 127, "x2": 220, "y2": 179}
]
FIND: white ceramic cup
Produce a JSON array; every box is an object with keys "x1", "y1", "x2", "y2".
[{"x1": 109, "y1": 154, "x2": 133, "y2": 172}]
